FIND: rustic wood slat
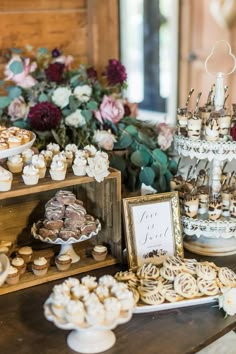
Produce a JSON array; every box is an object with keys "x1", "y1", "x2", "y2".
[{"x1": 0, "y1": 0, "x2": 86, "y2": 11}]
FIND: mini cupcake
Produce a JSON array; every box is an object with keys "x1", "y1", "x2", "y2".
[
  {"x1": 21, "y1": 148, "x2": 34, "y2": 165},
  {"x1": 32, "y1": 257, "x2": 48, "y2": 277},
  {"x1": 72, "y1": 156, "x2": 87, "y2": 176},
  {"x1": 6, "y1": 265, "x2": 20, "y2": 285},
  {"x1": 0, "y1": 166, "x2": 13, "y2": 191},
  {"x1": 55, "y1": 254, "x2": 72, "y2": 271},
  {"x1": 46, "y1": 143, "x2": 60, "y2": 156},
  {"x1": 11, "y1": 257, "x2": 26, "y2": 275},
  {"x1": 0, "y1": 246, "x2": 9, "y2": 255},
  {"x1": 7, "y1": 135, "x2": 22, "y2": 148},
  {"x1": 22, "y1": 164, "x2": 39, "y2": 185},
  {"x1": 31, "y1": 154, "x2": 47, "y2": 178},
  {"x1": 18, "y1": 246, "x2": 33, "y2": 263},
  {"x1": 7, "y1": 154, "x2": 23, "y2": 173},
  {"x1": 92, "y1": 245, "x2": 108, "y2": 261},
  {"x1": 49, "y1": 158, "x2": 67, "y2": 181},
  {"x1": 39, "y1": 150, "x2": 53, "y2": 167}
]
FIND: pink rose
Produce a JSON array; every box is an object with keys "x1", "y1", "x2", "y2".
[
  {"x1": 8, "y1": 96, "x2": 28, "y2": 121},
  {"x1": 156, "y1": 122, "x2": 174, "y2": 151},
  {"x1": 4, "y1": 55, "x2": 37, "y2": 88},
  {"x1": 94, "y1": 95, "x2": 124, "y2": 125},
  {"x1": 93, "y1": 130, "x2": 117, "y2": 150}
]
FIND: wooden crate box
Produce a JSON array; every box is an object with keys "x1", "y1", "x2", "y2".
[{"x1": 0, "y1": 168, "x2": 121, "y2": 295}]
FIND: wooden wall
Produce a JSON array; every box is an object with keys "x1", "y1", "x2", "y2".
[{"x1": 0, "y1": 0, "x2": 119, "y2": 71}]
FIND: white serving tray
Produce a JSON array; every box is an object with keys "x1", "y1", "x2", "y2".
[
  {"x1": 134, "y1": 295, "x2": 218, "y2": 314},
  {"x1": 0, "y1": 132, "x2": 36, "y2": 159}
]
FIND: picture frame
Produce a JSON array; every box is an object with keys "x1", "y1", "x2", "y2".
[{"x1": 122, "y1": 191, "x2": 184, "y2": 269}]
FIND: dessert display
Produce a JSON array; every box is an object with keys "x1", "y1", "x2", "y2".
[
  {"x1": 55, "y1": 254, "x2": 72, "y2": 271},
  {"x1": 32, "y1": 257, "x2": 49, "y2": 277},
  {"x1": 44, "y1": 275, "x2": 135, "y2": 353},
  {"x1": 0, "y1": 126, "x2": 33, "y2": 150},
  {"x1": 114, "y1": 256, "x2": 236, "y2": 308},
  {"x1": 7, "y1": 154, "x2": 23, "y2": 173}
]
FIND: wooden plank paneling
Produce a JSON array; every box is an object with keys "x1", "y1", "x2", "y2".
[{"x1": 0, "y1": 0, "x2": 86, "y2": 11}]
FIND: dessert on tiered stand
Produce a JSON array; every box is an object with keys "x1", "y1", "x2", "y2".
[{"x1": 173, "y1": 41, "x2": 236, "y2": 256}]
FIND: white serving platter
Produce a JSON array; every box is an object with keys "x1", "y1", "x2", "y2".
[
  {"x1": 134, "y1": 295, "x2": 219, "y2": 314},
  {"x1": 0, "y1": 132, "x2": 36, "y2": 159}
]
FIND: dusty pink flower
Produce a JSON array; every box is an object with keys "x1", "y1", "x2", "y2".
[
  {"x1": 94, "y1": 95, "x2": 124, "y2": 125},
  {"x1": 156, "y1": 122, "x2": 174, "y2": 151},
  {"x1": 8, "y1": 96, "x2": 28, "y2": 121},
  {"x1": 4, "y1": 55, "x2": 37, "y2": 88}
]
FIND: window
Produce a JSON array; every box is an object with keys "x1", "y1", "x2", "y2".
[{"x1": 120, "y1": 0, "x2": 179, "y2": 124}]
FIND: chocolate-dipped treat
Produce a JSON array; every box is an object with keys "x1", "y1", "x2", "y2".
[
  {"x1": 208, "y1": 196, "x2": 222, "y2": 221},
  {"x1": 199, "y1": 105, "x2": 212, "y2": 135},
  {"x1": 183, "y1": 192, "x2": 199, "y2": 218},
  {"x1": 198, "y1": 186, "x2": 209, "y2": 215},
  {"x1": 170, "y1": 175, "x2": 184, "y2": 192},
  {"x1": 205, "y1": 113, "x2": 220, "y2": 141},
  {"x1": 187, "y1": 92, "x2": 202, "y2": 140},
  {"x1": 219, "y1": 112, "x2": 231, "y2": 138},
  {"x1": 55, "y1": 190, "x2": 77, "y2": 205},
  {"x1": 177, "y1": 88, "x2": 194, "y2": 132},
  {"x1": 221, "y1": 188, "x2": 231, "y2": 217}
]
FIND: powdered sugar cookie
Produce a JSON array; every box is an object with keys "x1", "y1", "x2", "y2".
[
  {"x1": 197, "y1": 278, "x2": 219, "y2": 296},
  {"x1": 136, "y1": 263, "x2": 159, "y2": 280},
  {"x1": 196, "y1": 263, "x2": 217, "y2": 280},
  {"x1": 218, "y1": 267, "x2": 236, "y2": 287},
  {"x1": 174, "y1": 273, "x2": 198, "y2": 299}
]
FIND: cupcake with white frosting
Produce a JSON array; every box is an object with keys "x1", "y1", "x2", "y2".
[
  {"x1": 49, "y1": 158, "x2": 67, "y2": 181},
  {"x1": 31, "y1": 154, "x2": 47, "y2": 178},
  {"x1": 7, "y1": 154, "x2": 23, "y2": 173},
  {"x1": 21, "y1": 148, "x2": 34, "y2": 165},
  {"x1": 72, "y1": 156, "x2": 87, "y2": 176},
  {"x1": 0, "y1": 166, "x2": 13, "y2": 191},
  {"x1": 32, "y1": 256, "x2": 48, "y2": 276},
  {"x1": 55, "y1": 254, "x2": 72, "y2": 271},
  {"x1": 39, "y1": 150, "x2": 53, "y2": 167},
  {"x1": 8, "y1": 135, "x2": 22, "y2": 148},
  {"x1": 46, "y1": 142, "x2": 60, "y2": 156},
  {"x1": 22, "y1": 164, "x2": 39, "y2": 185},
  {"x1": 11, "y1": 256, "x2": 26, "y2": 275},
  {"x1": 6, "y1": 265, "x2": 20, "y2": 285}
]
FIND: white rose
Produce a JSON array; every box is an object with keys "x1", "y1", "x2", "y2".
[
  {"x1": 86, "y1": 156, "x2": 110, "y2": 182},
  {"x1": 52, "y1": 87, "x2": 72, "y2": 108},
  {"x1": 219, "y1": 288, "x2": 236, "y2": 316},
  {"x1": 74, "y1": 85, "x2": 92, "y2": 102},
  {"x1": 94, "y1": 151, "x2": 109, "y2": 161},
  {"x1": 93, "y1": 130, "x2": 117, "y2": 151},
  {"x1": 65, "y1": 109, "x2": 86, "y2": 128}
]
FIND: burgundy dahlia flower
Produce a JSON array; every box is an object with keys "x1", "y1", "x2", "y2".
[
  {"x1": 52, "y1": 48, "x2": 61, "y2": 58},
  {"x1": 86, "y1": 67, "x2": 98, "y2": 81},
  {"x1": 106, "y1": 59, "x2": 127, "y2": 86},
  {"x1": 45, "y1": 62, "x2": 65, "y2": 83},
  {"x1": 28, "y1": 102, "x2": 62, "y2": 131}
]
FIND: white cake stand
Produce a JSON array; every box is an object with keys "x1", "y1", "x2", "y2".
[
  {"x1": 32, "y1": 220, "x2": 101, "y2": 263},
  {"x1": 0, "y1": 132, "x2": 36, "y2": 159}
]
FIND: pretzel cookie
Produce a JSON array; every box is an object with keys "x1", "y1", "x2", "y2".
[
  {"x1": 183, "y1": 258, "x2": 198, "y2": 275},
  {"x1": 160, "y1": 266, "x2": 181, "y2": 281},
  {"x1": 197, "y1": 278, "x2": 219, "y2": 296},
  {"x1": 174, "y1": 273, "x2": 198, "y2": 299},
  {"x1": 164, "y1": 289, "x2": 184, "y2": 303},
  {"x1": 136, "y1": 263, "x2": 159, "y2": 280},
  {"x1": 218, "y1": 267, "x2": 236, "y2": 287},
  {"x1": 115, "y1": 270, "x2": 137, "y2": 282},
  {"x1": 196, "y1": 263, "x2": 217, "y2": 280},
  {"x1": 140, "y1": 291, "x2": 165, "y2": 305},
  {"x1": 163, "y1": 256, "x2": 184, "y2": 270}
]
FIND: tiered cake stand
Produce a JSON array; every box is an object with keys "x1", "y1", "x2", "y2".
[{"x1": 174, "y1": 134, "x2": 236, "y2": 256}]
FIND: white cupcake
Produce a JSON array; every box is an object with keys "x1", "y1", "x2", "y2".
[
  {"x1": 22, "y1": 164, "x2": 39, "y2": 185},
  {"x1": 0, "y1": 166, "x2": 13, "y2": 191},
  {"x1": 46, "y1": 142, "x2": 60, "y2": 156},
  {"x1": 31, "y1": 154, "x2": 47, "y2": 178},
  {"x1": 7, "y1": 154, "x2": 23, "y2": 173},
  {"x1": 39, "y1": 150, "x2": 53, "y2": 167},
  {"x1": 21, "y1": 148, "x2": 34, "y2": 165},
  {"x1": 72, "y1": 156, "x2": 87, "y2": 176},
  {"x1": 32, "y1": 256, "x2": 48, "y2": 276},
  {"x1": 49, "y1": 158, "x2": 67, "y2": 181}
]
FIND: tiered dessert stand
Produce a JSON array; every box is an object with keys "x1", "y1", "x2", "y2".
[{"x1": 174, "y1": 41, "x2": 236, "y2": 256}]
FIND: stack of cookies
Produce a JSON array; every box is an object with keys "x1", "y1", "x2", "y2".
[
  {"x1": 32, "y1": 190, "x2": 99, "y2": 242},
  {"x1": 115, "y1": 256, "x2": 236, "y2": 306}
]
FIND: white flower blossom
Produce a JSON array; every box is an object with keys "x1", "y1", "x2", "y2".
[
  {"x1": 52, "y1": 87, "x2": 72, "y2": 108},
  {"x1": 219, "y1": 288, "x2": 236, "y2": 316},
  {"x1": 86, "y1": 155, "x2": 110, "y2": 182},
  {"x1": 84, "y1": 145, "x2": 97, "y2": 157},
  {"x1": 93, "y1": 129, "x2": 117, "y2": 151},
  {"x1": 65, "y1": 109, "x2": 86, "y2": 128},
  {"x1": 74, "y1": 85, "x2": 92, "y2": 102}
]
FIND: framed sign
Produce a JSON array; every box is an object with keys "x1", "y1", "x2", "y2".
[{"x1": 122, "y1": 192, "x2": 184, "y2": 268}]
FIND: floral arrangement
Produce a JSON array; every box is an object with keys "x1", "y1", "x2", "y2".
[
  {"x1": 218, "y1": 287, "x2": 236, "y2": 317},
  {"x1": 0, "y1": 46, "x2": 177, "y2": 192}
]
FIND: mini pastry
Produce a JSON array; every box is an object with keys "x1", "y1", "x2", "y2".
[
  {"x1": 49, "y1": 158, "x2": 67, "y2": 181},
  {"x1": 39, "y1": 150, "x2": 53, "y2": 167},
  {"x1": 184, "y1": 193, "x2": 199, "y2": 218},
  {"x1": 205, "y1": 116, "x2": 220, "y2": 141},
  {"x1": 196, "y1": 263, "x2": 217, "y2": 280},
  {"x1": 22, "y1": 164, "x2": 39, "y2": 185},
  {"x1": 80, "y1": 220, "x2": 97, "y2": 235},
  {"x1": 174, "y1": 273, "x2": 198, "y2": 299},
  {"x1": 72, "y1": 156, "x2": 87, "y2": 176},
  {"x1": 136, "y1": 263, "x2": 160, "y2": 280},
  {"x1": 46, "y1": 142, "x2": 60, "y2": 155},
  {"x1": 197, "y1": 278, "x2": 219, "y2": 296},
  {"x1": 92, "y1": 245, "x2": 108, "y2": 261},
  {"x1": 163, "y1": 256, "x2": 184, "y2": 270},
  {"x1": 65, "y1": 203, "x2": 87, "y2": 219},
  {"x1": 55, "y1": 190, "x2": 76, "y2": 205},
  {"x1": 6, "y1": 265, "x2": 20, "y2": 285},
  {"x1": 230, "y1": 195, "x2": 236, "y2": 218},
  {"x1": 177, "y1": 108, "x2": 191, "y2": 129},
  {"x1": 21, "y1": 148, "x2": 34, "y2": 165},
  {"x1": 58, "y1": 228, "x2": 78, "y2": 240},
  {"x1": 31, "y1": 154, "x2": 47, "y2": 178},
  {"x1": 38, "y1": 227, "x2": 58, "y2": 241},
  {"x1": 55, "y1": 254, "x2": 72, "y2": 271},
  {"x1": 218, "y1": 267, "x2": 236, "y2": 287},
  {"x1": 221, "y1": 189, "x2": 231, "y2": 217},
  {"x1": 7, "y1": 154, "x2": 23, "y2": 173},
  {"x1": 218, "y1": 114, "x2": 231, "y2": 138},
  {"x1": 0, "y1": 166, "x2": 13, "y2": 191},
  {"x1": 187, "y1": 115, "x2": 202, "y2": 140},
  {"x1": 208, "y1": 197, "x2": 222, "y2": 221},
  {"x1": 32, "y1": 257, "x2": 48, "y2": 277},
  {"x1": 7, "y1": 135, "x2": 22, "y2": 148},
  {"x1": 198, "y1": 187, "x2": 209, "y2": 215},
  {"x1": 43, "y1": 219, "x2": 63, "y2": 230},
  {"x1": 11, "y1": 257, "x2": 26, "y2": 275},
  {"x1": 17, "y1": 246, "x2": 33, "y2": 263}
]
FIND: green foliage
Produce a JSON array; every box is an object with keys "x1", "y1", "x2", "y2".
[{"x1": 9, "y1": 60, "x2": 24, "y2": 74}]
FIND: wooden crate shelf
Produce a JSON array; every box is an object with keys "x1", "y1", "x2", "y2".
[{"x1": 0, "y1": 168, "x2": 122, "y2": 293}]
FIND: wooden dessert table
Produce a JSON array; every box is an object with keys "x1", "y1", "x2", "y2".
[{"x1": 0, "y1": 253, "x2": 235, "y2": 354}]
